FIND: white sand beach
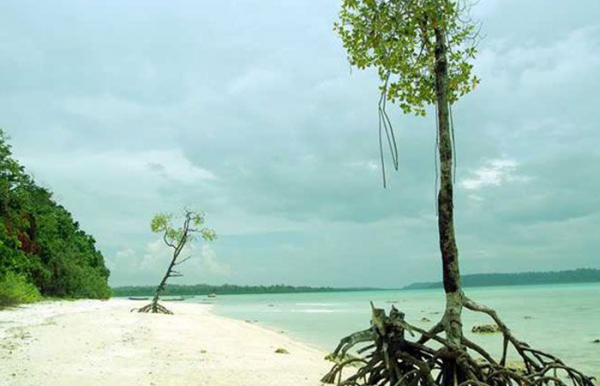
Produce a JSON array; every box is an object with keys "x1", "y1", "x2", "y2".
[{"x1": 0, "y1": 299, "x2": 332, "y2": 386}]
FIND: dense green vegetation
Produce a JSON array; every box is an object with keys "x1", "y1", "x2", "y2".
[
  {"x1": 113, "y1": 283, "x2": 381, "y2": 297},
  {"x1": 0, "y1": 129, "x2": 111, "y2": 306},
  {"x1": 0, "y1": 271, "x2": 41, "y2": 306},
  {"x1": 402, "y1": 268, "x2": 600, "y2": 290}
]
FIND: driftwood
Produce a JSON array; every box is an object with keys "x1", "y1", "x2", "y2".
[{"x1": 322, "y1": 298, "x2": 595, "y2": 386}]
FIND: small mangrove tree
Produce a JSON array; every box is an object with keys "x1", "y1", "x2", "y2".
[{"x1": 136, "y1": 209, "x2": 216, "y2": 314}]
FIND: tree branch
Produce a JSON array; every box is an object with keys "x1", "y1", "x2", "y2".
[{"x1": 174, "y1": 255, "x2": 193, "y2": 266}]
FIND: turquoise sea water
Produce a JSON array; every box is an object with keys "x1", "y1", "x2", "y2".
[{"x1": 189, "y1": 283, "x2": 600, "y2": 377}]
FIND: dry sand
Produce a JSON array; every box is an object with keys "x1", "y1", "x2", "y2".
[{"x1": 0, "y1": 299, "x2": 332, "y2": 386}]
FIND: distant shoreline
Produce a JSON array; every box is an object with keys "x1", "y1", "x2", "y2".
[
  {"x1": 111, "y1": 281, "x2": 600, "y2": 300},
  {"x1": 111, "y1": 284, "x2": 390, "y2": 297},
  {"x1": 111, "y1": 268, "x2": 600, "y2": 297},
  {"x1": 402, "y1": 268, "x2": 600, "y2": 290}
]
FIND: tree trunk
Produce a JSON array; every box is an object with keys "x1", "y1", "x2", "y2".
[
  {"x1": 149, "y1": 252, "x2": 179, "y2": 312},
  {"x1": 321, "y1": 9, "x2": 596, "y2": 386},
  {"x1": 138, "y1": 236, "x2": 186, "y2": 314},
  {"x1": 434, "y1": 25, "x2": 465, "y2": 383}
]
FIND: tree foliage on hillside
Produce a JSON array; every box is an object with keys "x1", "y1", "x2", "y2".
[{"x1": 0, "y1": 129, "x2": 110, "y2": 305}]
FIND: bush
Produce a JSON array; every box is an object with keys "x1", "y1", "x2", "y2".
[{"x1": 0, "y1": 272, "x2": 41, "y2": 307}]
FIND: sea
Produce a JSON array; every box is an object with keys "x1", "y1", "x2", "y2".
[{"x1": 188, "y1": 283, "x2": 600, "y2": 377}]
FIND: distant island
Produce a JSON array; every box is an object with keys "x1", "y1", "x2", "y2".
[
  {"x1": 112, "y1": 283, "x2": 382, "y2": 297},
  {"x1": 402, "y1": 268, "x2": 600, "y2": 290}
]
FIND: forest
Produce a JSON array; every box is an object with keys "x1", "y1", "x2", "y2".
[{"x1": 0, "y1": 129, "x2": 111, "y2": 306}]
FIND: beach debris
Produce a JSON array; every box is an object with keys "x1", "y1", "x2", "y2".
[
  {"x1": 471, "y1": 323, "x2": 501, "y2": 334},
  {"x1": 274, "y1": 347, "x2": 289, "y2": 354}
]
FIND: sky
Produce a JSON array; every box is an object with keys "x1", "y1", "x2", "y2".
[{"x1": 1, "y1": 0, "x2": 599, "y2": 288}]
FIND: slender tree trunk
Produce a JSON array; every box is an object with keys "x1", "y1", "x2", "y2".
[
  {"x1": 149, "y1": 250, "x2": 180, "y2": 312},
  {"x1": 137, "y1": 212, "x2": 200, "y2": 314},
  {"x1": 147, "y1": 233, "x2": 186, "y2": 313},
  {"x1": 434, "y1": 23, "x2": 464, "y2": 355}
]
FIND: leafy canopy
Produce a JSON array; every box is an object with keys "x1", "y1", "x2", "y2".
[
  {"x1": 151, "y1": 211, "x2": 216, "y2": 247},
  {"x1": 335, "y1": 0, "x2": 479, "y2": 115}
]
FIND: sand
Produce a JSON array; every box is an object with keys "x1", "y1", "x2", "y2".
[{"x1": 0, "y1": 299, "x2": 332, "y2": 386}]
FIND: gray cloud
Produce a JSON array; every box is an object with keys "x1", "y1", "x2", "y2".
[{"x1": 1, "y1": 0, "x2": 599, "y2": 287}]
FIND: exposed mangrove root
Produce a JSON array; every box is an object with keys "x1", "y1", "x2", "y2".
[
  {"x1": 133, "y1": 301, "x2": 173, "y2": 315},
  {"x1": 322, "y1": 297, "x2": 595, "y2": 386}
]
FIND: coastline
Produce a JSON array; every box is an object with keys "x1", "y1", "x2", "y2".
[{"x1": 0, "y1": 299, "x2": 332, "y2": 386}]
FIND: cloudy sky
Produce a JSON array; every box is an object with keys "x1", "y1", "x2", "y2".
[{"x1": 1, "y1": 0, "x2": 599, "y2": 288}]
